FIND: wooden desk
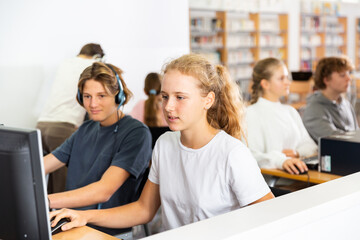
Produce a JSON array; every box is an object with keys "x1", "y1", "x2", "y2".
[
  {"x1": 52, "y1": 226, "x2": 118, "y2": 240},
  {"x1": 261, "y1": 168, "x2": 341, "y2": 184}
]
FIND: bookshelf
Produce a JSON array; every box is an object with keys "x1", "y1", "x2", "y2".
[
  {"x1": 356, "y1": 18, "x2": 360, "y2": 70},
  {"x1": 217, "y1": 11, "x2": 256, "y2": 86},
  {"x1": 190, "y1": 10, "x2": 288, "y2": 97},
  {"x1": 300, "y1": 14, "x2": 347, "y2": 71},
  {"x1": 325, "y1": 16, "x2": 347, "y2": 58},
  {"x1": 300, "y1": 14, "x2": 324, "y2": 71},
  {"x1": 251, "y1": 13, "x2": 288, "y2": 66},
  {"x1": 190, "y1": 9, "x2": 223, "y2": 65}
]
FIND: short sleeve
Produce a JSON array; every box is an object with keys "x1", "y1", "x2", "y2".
[
  {"x1": 52, "y1": 130, "x2": 77, "y2": 165},
  {"x1": 111, "y1": 126, "x2": 152, "y2": 179},
  {"x1": 227, "y1": 146, "x2": 270, "y2": 207},
  {"x1": 148, "y1": 139, "x2": 160, "y2": 185}
]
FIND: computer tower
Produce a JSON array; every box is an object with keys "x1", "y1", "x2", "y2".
[{"x1": 319, "y1": 130, "x2": 360, "y2": 176}]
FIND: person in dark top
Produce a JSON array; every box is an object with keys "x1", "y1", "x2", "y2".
[
  {"x1": 44, "y1": 62, "x2": 152, "y2": 236},
  {"x1": 37, "y1": 43, "x2": 105, "y2": 194}
]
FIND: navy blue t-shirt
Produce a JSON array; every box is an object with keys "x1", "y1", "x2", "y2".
[{"x1": 52, "y1": 115, "x2": 152, "y2": 235}]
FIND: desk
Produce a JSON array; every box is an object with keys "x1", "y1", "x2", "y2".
[
  {"x1": 52, "y1": 226, "x2": 118, "y2": 240},
  {"x1": 261, "y1": 168, "x2": 341, "y2": 184},
  {"x1": 142, "y1": 173, "x2": 360, "y2": 240}
]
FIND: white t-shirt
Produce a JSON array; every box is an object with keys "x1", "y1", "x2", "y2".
[
  {"x1": 245, "y1": 97, "x2": 318, "y2": 169},
  {"x1": 148, "y1": 130, "x2": 270, "y2": 230},
  {"x1": 38, "y1": 57, "x2": 95, "y2": 127}
]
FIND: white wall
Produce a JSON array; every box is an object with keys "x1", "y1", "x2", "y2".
[{"x1": 0, "y1": 0, "x2": 189, "y2": 128}]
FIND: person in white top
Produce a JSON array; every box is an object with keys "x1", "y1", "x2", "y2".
[
  {"x1": 49, "y1": 54, "x2": 274, "y2": 233},
  {"x1": 246, "y1": 57, "x2": 317, "y2": 174}
]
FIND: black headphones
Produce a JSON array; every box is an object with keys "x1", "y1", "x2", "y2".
[{"x1": 77, "y1": 64, "x2": 126, "y2": 107}]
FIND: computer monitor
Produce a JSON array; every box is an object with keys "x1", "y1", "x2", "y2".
[
  {"x1": 320, "y1": 130, "x2": 360, "y2": 176},
  {"x1": 0, "y1": 126, "x2": 51, "y2": 240},
  {"x1": 291, "y1": 71, "x2": 313, "y2": 81}
]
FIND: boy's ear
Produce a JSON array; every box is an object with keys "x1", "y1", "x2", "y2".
[{"x1": 323, "y1": 76, "x2": 330, "y2": 87}]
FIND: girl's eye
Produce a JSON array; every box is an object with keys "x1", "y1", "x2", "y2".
[
  {"x1": 99, "y1": 95, "x2": 106, "y2": 98},
  {"x1": 162, "y1": 95, "x2": 168, "y2": 100},
  {"x1": 83, "y1": 95, "x2": 91, "y2": 99},
  {"x1": 177, "y1": 96, "x2": 184, "y2": 100}
]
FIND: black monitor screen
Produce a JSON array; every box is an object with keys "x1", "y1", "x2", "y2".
[
  {"x1": 291, "y1": 71, "x2": 313, "y2": 81},
  {"x1": 0, "y1": 126, "x2": 51, "y2": 240}
]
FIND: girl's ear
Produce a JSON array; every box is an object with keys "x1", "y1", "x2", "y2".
[
  {"x1": 204, "y1": 91, "x2": 215, "y2": 110},
  {"x1": 260, "y1": 79, "x2": 269, "y2": 91}
]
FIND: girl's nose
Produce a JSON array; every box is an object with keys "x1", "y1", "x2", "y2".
[{"x1": 164, "y1": 97, "x2": 174, "y2": 112}]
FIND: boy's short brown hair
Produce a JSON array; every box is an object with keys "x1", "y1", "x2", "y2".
[{"x1": 314, "y1": 56, "x2": 353, "y2": 90}]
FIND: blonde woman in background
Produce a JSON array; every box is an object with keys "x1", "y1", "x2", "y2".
[{"x1": 246, "y1": 58, "x2": 317, "y2": 174}]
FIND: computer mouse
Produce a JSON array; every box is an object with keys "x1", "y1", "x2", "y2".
[
  {"x1": 51, "y1": 217, "x2": 70, "y2": 235},
  {"x1": 294, "y1": 165, "x2": 308, "y2": 175}
]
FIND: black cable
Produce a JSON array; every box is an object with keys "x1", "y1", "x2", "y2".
[
  {"x1": 306, "y1": 172, "x2": 310, "y2": 187},
  {"x1": 114, "y1": 109, "x2": 120, "y2": 133}
]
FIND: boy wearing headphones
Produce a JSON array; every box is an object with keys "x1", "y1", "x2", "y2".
[
  {"x1": 44, "y1": 62, "x2": 152, "y2": 236},
  {"x1": 37, "y1": 43, "x2": 105, "y2": 194}
]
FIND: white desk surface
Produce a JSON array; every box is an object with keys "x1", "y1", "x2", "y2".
[{"x1": 143, "y1": 172, "x2": 360, "y2": 240}]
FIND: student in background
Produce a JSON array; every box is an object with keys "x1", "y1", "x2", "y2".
[
  {"x1": 246, "y1": 58, "x2": 317, "y2": 175},
  {"x1": 44, "y1": 62, "x2": 152, "y2": 237},
  {"x1": 130, "y1": 72, "x2": 167, "y2": 127},
  {"x1": 37, "y1": 43, "x2": 105, "y2": 194},
  {"x1": 50, "y1": 54, "x2": 274, "y2": 233},
  {"x1": 303, "y1": 56, "x2": 358, "y2": 143}
]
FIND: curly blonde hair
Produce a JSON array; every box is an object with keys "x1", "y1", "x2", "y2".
[{"x1": 163, "y1": 54, "x2": 246, "y2": 141}]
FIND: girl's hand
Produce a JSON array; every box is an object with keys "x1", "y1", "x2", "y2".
[
  {"x1": 49, "y1": 208, "x2": 87, "y2": 231},
  {"x1": 282, "y1": 158, "x2": 308, "y2": 175},
  {"x1": 282, "y1": 149, "x2": 299, "y2": 158}
]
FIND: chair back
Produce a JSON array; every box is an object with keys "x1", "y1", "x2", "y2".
[{"x1": 287, "y1": 80, "x2": 313, "y2": 110}]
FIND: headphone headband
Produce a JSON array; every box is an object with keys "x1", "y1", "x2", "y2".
[{"x1": 106, "y1": 64, "x2": 126, "y2": 107}]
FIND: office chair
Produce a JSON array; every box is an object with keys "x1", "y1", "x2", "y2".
[{"x1": 269, "y1": 187, "x2": 291, "y2": 197}]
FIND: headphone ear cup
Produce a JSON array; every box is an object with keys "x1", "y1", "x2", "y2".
[
  {"x1": 77, "y1": 89, "x2": 83, "y2": 106},
  {"x1": 114, "y1": 73, "x2": 126, "y2": 107},
  {"x1": 115, "y1": 91, "x2": 126, "y2": 106}
]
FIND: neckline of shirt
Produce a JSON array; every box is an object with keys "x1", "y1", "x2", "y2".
[
  {"x1": 317, "y1": 91, "x2": 343, "y2": 106},
  {"x1": 96, "y1": 115, "x2": 129, "y2": 131},
  {"x1": 177, "y1": 130, "x2": 224, "y2": 153},
  {"x1": 258, "y1": 97, "x2": 282, "y2": 106}
]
